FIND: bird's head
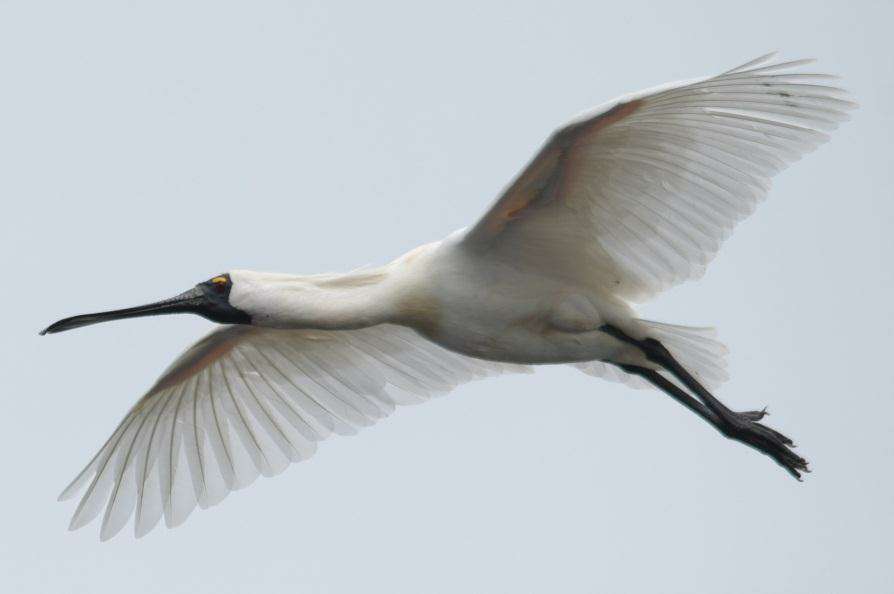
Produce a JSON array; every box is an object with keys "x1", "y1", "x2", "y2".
[{"x1": 40, "y1": 273, "x2": 252, "y2": 335}]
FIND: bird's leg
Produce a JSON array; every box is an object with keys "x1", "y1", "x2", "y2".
[
  {"x1": 643, "y1": 337, "x2": 778, "y2": 427},
  {"x1": 620, "y1": 365, "x2": 722, "y2": 426},
  {"x1": 601, "y1": 325, "x2": 771, "y2": 423},
  {"x1": 602, "y1": 325, "x2": 809, "y2": 479}
]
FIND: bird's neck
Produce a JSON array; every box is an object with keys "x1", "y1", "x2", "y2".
[{"x1": 229, "y1": 267, "x2": 399, "y2": 331}]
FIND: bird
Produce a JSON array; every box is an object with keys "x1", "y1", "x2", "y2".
[{"x1": 42, "y1": 52, "x2": 855, "y2": 540}]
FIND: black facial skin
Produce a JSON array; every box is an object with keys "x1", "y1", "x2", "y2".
[
  {"x1": 39, "y1": 273, "x2": 251, "y2": 335},
  {"x1": 195, "y1": 274, "x2": 252, "y2": 326}
]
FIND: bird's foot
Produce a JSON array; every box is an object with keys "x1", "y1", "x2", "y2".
[{"x1": 718, "y1": 411, "x2": 808, "y2": 480}]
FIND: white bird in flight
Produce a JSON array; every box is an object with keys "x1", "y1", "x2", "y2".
[{"x1": 43, "y1": 53, "x2": 854, "y2": 540}]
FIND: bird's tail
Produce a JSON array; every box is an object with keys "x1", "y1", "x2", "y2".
[{"x1": 574, "y1": 320, "x2": 729, "y2": 391}]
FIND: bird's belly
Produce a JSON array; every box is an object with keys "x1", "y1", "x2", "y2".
[
  {"x1": 398, "y1": 239, "x2": 636, "y2": 365},
  {"x1": 429, "y1": 325, "x2": 625, "y2": 365},
  {"x1": 417, "y1": 291, "x2": 629, "y2": 365}
]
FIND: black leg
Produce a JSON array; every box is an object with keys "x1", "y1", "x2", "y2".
[
  {"x1": 603, "y1": 324, "x2": 783, "y2": 429},
  {"x1": 604, "y1": 325, "x2": 809, "y2": 479},
  {"x1": 618, "y1": 364, "x2": 721, "y2": 426},
  {"x1": 602, "y1": 325, "x2": 734, "y2": 414}
]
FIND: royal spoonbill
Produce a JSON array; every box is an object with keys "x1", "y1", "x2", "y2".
[{"x1": 42, "y1": 53, "x2": 855, "y2": 540}]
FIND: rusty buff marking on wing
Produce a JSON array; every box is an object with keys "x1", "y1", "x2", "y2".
[
  {"x1": 147, "y1": 328, "x2": 256, "y2": 395},
  {"x1": 487, "y1": 98, "x2": 644, "y2": 234}
]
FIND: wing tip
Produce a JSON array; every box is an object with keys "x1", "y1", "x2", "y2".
[{"x1": 723, "y1": 50, "x2": 780, "y2": 74}]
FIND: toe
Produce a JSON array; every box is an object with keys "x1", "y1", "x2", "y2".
[
  {"x1": 739, "y1": 407, "x2": 769, "y2": 421},
  {"x1": 751, "y1": 422, "x2": 794, "y2": 447}
]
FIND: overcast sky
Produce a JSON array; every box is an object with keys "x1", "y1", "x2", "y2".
[{"x1": 2, "y1": 1, "x2": 892, "y2": 593}]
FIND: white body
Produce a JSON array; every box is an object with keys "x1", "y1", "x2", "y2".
[{"x1": 55, "y1": 53, "x2": 854, "y2": 540}]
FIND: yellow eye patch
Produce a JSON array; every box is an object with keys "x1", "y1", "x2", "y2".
[{"x1": 211, "y1": 276, "x2": 228, "y2": 285}]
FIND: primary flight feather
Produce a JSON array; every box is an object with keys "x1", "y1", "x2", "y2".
[{"x1": 42, "y1": 53, "x2": 855, "y2": 540}]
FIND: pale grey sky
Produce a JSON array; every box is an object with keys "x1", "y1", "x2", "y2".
[{"x1": 2, "y1": 1, "x2": 892, "y2": 593}]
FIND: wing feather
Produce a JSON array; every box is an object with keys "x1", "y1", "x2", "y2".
[
  {"x1": 61, "y1": 324, "x2": 527, "y2": 539},
  {"x1": 464, "y1": 54, "x2": 855, "y2": 301}
]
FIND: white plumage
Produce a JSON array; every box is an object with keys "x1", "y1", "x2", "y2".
[
  {"x1": 43, "y1": 53, "x2": 855, "y2": 539},
  {"x1": 464, "y1": 53, "x2": 852, "y2": 301}
]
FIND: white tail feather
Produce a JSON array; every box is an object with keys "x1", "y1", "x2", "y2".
[{"x1": 574, "y1": 320, "x2": 729, "y2": 391}]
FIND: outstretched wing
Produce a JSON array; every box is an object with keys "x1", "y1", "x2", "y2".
[
  {"x1": 463, "y1": 53, "x2": 855, "y2": 302},
  {"x1": 60, "y1": 324, "x2": 529, "y2": 540}
]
